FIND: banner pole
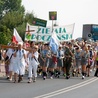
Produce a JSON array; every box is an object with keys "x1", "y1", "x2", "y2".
[
  {"x1": 72, "y1": 23, "x2": 75, "y2": 39},
  {"x1": 52, "y1": 20, "x2": 53, "y2": 33},
  {"x1": 37, "y1": 26, "x2": 39, "y2": 42}
]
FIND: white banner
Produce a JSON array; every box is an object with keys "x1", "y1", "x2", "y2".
[{"x1": 25, "y1": 23, "x2": 75, "y2": 42}]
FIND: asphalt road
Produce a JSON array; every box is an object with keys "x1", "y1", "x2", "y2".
[{"x1": 0, "y1": 72, "x2": 98, "y2": 98}]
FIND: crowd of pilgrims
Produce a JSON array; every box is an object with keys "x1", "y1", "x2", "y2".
[{"x1": 0, "y1": 39, "x2": 98, "y2": 83}]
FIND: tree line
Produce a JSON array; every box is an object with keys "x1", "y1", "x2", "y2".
[{"x1": 0, "y1": 0, "x2": 35, "y2": 44}]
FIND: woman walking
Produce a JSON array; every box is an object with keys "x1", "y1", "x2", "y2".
[
  {"x1": 55, "y1": 45, "x2": 64, "y2": 78},
  {"x1": 40, "y1": 43, "x2": 50, "y2": 80},
  {"x1": 74, "y1": 47, "x2": 81, "y2": 76},
  {"x1": 27, "y1": 45, "x2": 39, "y2": 83},
  {"x1": 81, "y1": 45, "x2": 90, "y2": 79},
  {"x1": 13, "y1": 42, "x2": 26, "y2": 83}
]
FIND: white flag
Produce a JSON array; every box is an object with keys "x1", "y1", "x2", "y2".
[{"x1": 49, "y1": 32, "x2": 60, "y2": 53}]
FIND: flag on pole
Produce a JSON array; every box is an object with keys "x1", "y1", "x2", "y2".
[
  {"x1": 49, "y1": 32, "x2": 60, "y2": 53},
  {"x1": 12, "y1": 28, "x2": 23, "y2": 44}
]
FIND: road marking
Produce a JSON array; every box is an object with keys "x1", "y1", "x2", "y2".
[
  {"x1": 43, "y1": 78, "x2": 98, "y2": 98},
  {"x1": 34, "y1": 77, "x2": 98, "y2": 98}
]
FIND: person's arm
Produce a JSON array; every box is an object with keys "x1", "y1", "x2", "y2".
[{"x1": 39, "y1": 53, "x2": 45, "y2": 62}]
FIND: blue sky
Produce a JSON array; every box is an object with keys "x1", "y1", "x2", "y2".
[{"x1": 22, "y1": 0, "x2": 98, "y2": 39}]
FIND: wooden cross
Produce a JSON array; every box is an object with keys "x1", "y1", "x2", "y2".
[
  {"x1": 25, "y1": 25, "x2": 40, "y2": 41},
  {"x1": 0, "y1": 44, "x2": 32, "y2": 51},
  {"x1": 26, "y1": 26, "x2": 35, "y2": 34}
]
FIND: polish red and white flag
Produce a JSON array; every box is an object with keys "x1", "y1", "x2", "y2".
[{"x1": 12, "y1": 28, "x2": 23, "y2": 44}]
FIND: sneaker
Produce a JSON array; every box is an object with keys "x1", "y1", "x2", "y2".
[
  {"x1": 50, "y1": 76, "x2": 53, "y2": 79},
  {"x1": 39, "y1": 72, "x2": 42, "y2": 76},
  {"x1": 28, "y1": 79, "x2": 32, "y2": 83},
  {"x1": 66, "y1": 76, "x2": 70, "y2": 79},
  {"x1": 33, "y1": 79, "x2": 36, "y2": 82},
  {"x1": 43, "y1": 76, "x2": 46, "y2": 80},
  {"x1": 6, "y1": 76, "x2": 9, "y2": 80},
  {"x1": 33, "y1": 77, "x2": 36, "y2": 82},
  {"x1": 82, "y1": 76, "x2": 85, "y2": 79}
]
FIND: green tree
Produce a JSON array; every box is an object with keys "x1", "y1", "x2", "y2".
[
  {"x1": 0, "y1": 25, "x2": 11, "y2": 44},
  {"x1": 25, "y1": 12, "x2": 35, "y2": 25},
  {"x1": 0, "y1": 11, "x2": 24, "y2": 31},
  {"x1": 0, "y1": 0, "x2": 36, "y2": 44},
  {"x1": 0, "y1": 0, "x2": 25, "y2": 19},
  {"x1": 0, "y1": 0, "x2": 5, "y2": 19},
  {"x1": 0, "y1": 0, "x2": 25, "y2": 44},
  {"x1": 16, "y1": 12, "x2": 35, "y2": 41}
]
